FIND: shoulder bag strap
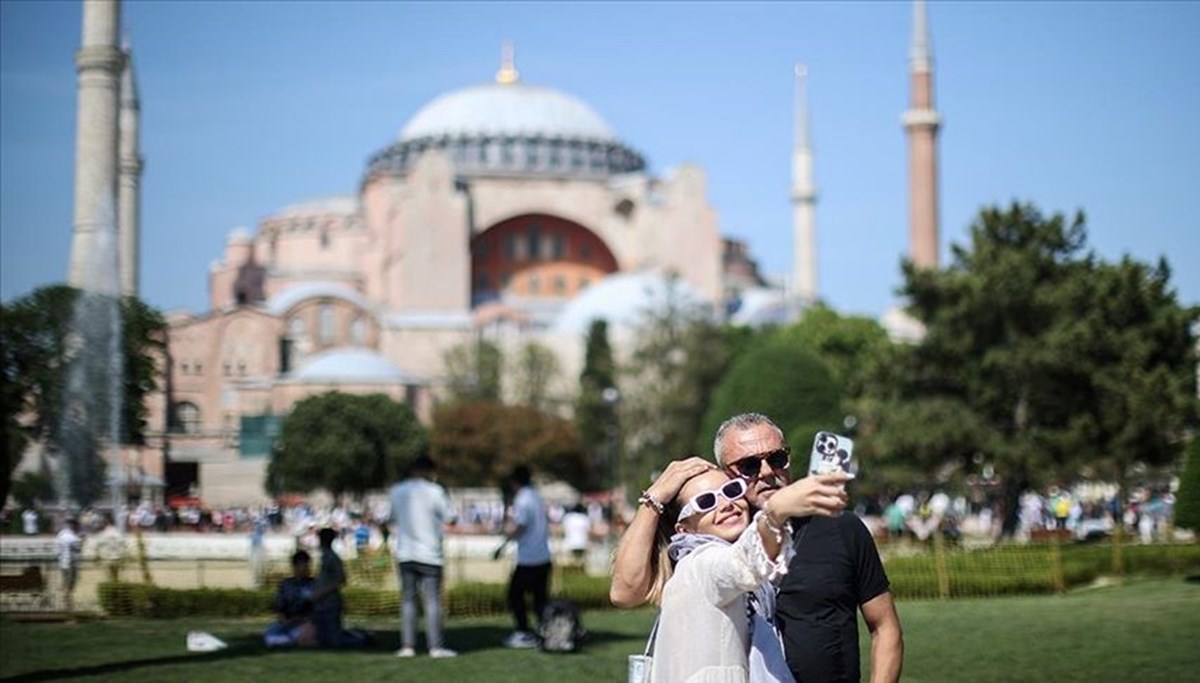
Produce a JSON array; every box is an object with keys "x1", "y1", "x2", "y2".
[{"x1": 644, "y1": 612, "x2": 661, "y2": 656}]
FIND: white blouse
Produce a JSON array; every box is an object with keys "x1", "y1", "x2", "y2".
[{"x1": 650, "y1": 516, "x2": 792, "y2": 683}]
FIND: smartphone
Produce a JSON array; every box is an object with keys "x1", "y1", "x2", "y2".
[{"x1": 808, "y1": 431, "x2": 856, "y2": 478}]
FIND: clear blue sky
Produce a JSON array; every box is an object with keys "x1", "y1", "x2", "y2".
[{"x1": 3, "y1": 1, "x2": 1198, "y2": 319}]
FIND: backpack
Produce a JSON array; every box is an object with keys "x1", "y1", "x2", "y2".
[{"x1": 539, "y1": 599, "x2": 585, "y2": 653}]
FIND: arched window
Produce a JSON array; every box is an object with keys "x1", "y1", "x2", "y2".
[
  {"x1": 174, "y1": 401, "x2": 201, "y2": 434},
  {"x1": 317, "y1": 304, "x2": 335, "y2": 344},
  {"x1": 349, "y1": 316, "x2": 366, "y2": 346},
  {"x1": 527, "y1": 224, "x2": 542, "y2": 261}
]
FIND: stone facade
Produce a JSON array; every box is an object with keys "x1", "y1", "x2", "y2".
[{"x1": 147, "y1": 66, "x2": 734, "y2": 506}]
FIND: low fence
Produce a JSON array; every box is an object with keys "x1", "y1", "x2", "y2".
[
  {"x1": 881, "y1": 533, "x2": 1200, "y2": 600},
  {"x1": 0, "y1": 532, "x2": 603, "y2": 615},
  {"x1": 3, "y1": 531, "x2": 1198, "y2": 616}
]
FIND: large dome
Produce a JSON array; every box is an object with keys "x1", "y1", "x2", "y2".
[
  {"x1": 400, "y1": 83, "x2": 616, "y2": 142},
  {"x1": 366, "y1": 67, "x2": 645, "y2": 181}
]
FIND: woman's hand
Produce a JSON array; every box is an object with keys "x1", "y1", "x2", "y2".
[{"x1": 765, "y1": 472, "x2": 853, "y2": 523}]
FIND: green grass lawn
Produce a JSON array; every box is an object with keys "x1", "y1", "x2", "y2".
[{"x1": 2, "y1": 577, "x2": 1198, "y2": 682}]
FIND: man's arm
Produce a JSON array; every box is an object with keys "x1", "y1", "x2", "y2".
[
  {"x1": 609, "y1": 456, "x2": 715, "y2": 607},
  {"x1": 861, "y1": 591, "x2": 903, "y2": 683}
]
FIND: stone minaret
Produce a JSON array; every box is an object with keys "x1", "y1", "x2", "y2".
[
  {"x1": 903, "y1": 0, "x2": 941, "y2": 269},
  {"x1": 68, "y1": 0, "x2": 124, "y2": 294},
  {"x1": 791, "y1": 63, "x2": 818, "y2": 302},
  {"x1": 118, "y1": 36, "x2": 142, "y2": 297}
]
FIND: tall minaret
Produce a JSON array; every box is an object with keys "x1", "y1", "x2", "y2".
[
  {"x1": 903, "y1": 0, "x2": 941, "y2": 269},
  {"x1": 118, "y1": 36, "x2": 142, "y2": 297},
  {"x1": 791, "y1": 63, "x2": 818, "y2": 302},
  {"x1": 68, "y1": 0, "x2": 124, "y2": 294}
]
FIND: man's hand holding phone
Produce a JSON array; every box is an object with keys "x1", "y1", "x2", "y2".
[{"x1": 808, "y1": 431, "x2": 857, "y2": 479}]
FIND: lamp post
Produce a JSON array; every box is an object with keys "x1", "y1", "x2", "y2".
[{"x1": 601, "y1": 387, "x2": 621, "y2": 539}]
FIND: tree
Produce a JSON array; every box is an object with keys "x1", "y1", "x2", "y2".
[
  {"x1": 511, "y1": 341, "x2": 562, "y2": 413},
  {"x1": 575, "y1": 320, "x2": 618, "y2": 490},
  {"x1": 442, "y1": 337, "x2": 503, "y2": 404},
  {"x1": 431, "y1": 401, "x2": 589, "y2": 489},
  {"x1": 1, "y1": 285, "x2": 166, "y2": 506},
  {"x1": 269, "y1": 392, "x2": 427, "y2": 500},
  {"x1": 622, "y1": 278, "x2": 729, "y2": 496},
  {"x1": 858, "y1": 203, "x2": 1199, "y2": 534},
  {"x1": 1175, "y1": 438, "x2": 1200, "y2": 532},
  {"x1": 698, "y1": 335, "x2": 843, "y2": 467},
  {"x1": 777, "y1": 303, "x2": 890, "y2": 402}
]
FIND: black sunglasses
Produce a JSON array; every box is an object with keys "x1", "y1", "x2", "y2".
[{"x1": 728, "y1": 446, "x2": 791, "y2": 479}]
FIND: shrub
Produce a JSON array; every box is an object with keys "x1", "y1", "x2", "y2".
[
  {"x1": 1174, "y1": 437, "x2": 1200, "y2": 532},
  {"x1": 98, "y1": 583, "x2": 271, "y2": 618},
  {"x1": 97, "y1": 570, "x2": 615, "y2": 619},
  {"x1": 699, "y1": 337, "x2": 842, "y2": 455}
]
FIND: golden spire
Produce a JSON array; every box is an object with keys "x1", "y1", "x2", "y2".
[{"x1": 495, "y1": 41, "x2": 519, "y2": 84}]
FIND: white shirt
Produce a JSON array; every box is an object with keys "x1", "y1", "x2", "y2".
[
  {"x1": 512, "y1": 486, "x2": 551, "y2": 566},
  {"x1": 56, "y1": 528, "x2": 82, "y2": 570},
  {"x1": 561, "y1": 511, "x2": 591, "y2": 552},
  {"x1": 650, "y1": 523, "x2": 791, "y2": 683},
  {"x1": 22, "y1": 509, "x2": 38, "y2": 534},
  {"x1": 388, "y1": 477, "x2": 453, "y2": 566}
]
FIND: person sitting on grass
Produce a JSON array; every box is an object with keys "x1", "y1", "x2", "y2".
[
  {"x1": 264, "y1": 550, "x2": 318, "y2": 648},
  {"x1": 313, "y1": 527, "x2": 371, "y2": 648}
]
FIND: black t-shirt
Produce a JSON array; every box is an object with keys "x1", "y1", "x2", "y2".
[{"x1": 775, "y1": 514, "x2": 890, "y2": 683}]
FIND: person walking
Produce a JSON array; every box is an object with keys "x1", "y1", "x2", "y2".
[
  {"x1": 501, "y1": 465, "x2": 551, "y2": 649},
  {"x1": 55, "y1": 518, "x2": 83, "y2": 610},
  {"x1": 388, "y1": 454, "x2": 458, "y2": 658}
]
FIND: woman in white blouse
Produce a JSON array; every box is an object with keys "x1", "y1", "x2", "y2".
[{"x1": 647, "y1": 469, "x2": 842, "y2": 683}]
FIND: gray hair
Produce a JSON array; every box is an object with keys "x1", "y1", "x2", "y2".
[{"x1": 712, "y1": 412, "x2": 784, "y2": 465}]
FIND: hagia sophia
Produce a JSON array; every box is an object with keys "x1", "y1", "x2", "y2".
[{"x1": 62, "y1": 0, "x2": 942, "y2": 506}]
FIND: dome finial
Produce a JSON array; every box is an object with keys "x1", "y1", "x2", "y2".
[{"x1": 496, "y1": 41, "x2": 520, "y2": 84}]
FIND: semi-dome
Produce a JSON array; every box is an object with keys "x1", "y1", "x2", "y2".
[
  {"x1": 366, "y1": 53, "x2": 646, "y2": 181},
  {"x1": 552, "y1": 271, "x2": 709, "y2": 336},
  {"x1": 291, "y1": 347, "x2": 417, "y2": 384},
  {"x1": 400, "y1": 83, "x2": 616, "y2": 142}
]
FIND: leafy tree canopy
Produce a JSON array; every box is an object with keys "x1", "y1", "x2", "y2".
[
  {"x1": 699, "y1": 335, "x2": 843, "y2": 469},
  {"x1": 776, "y1": 303, "x2": 890, "y2": 401},
  {"x1": 576, "y1": 320, "x2": 618, "y2": 490},
  {"x1": 442, "y1": 338, "x2": 503, "y2": 404},
  {"x1": 511, "y1": 341, "x2": 562, "y2": 413},
  {"x1": 269, "y1": 391, "x2": 427, "y2": 500},
  {"x1": 1, "y1": 284, "x2": 165, "y2": 506},
  {"x1": 431, "y1": 401, "x2": 588, "y2": 490},
  {"x1": 1175, "y1": 438, "x2": 1200, "y2": 531},
  {"x1": 856, "y1": 203, "x2": 1198, "y2": 533},
  {"x1": 621, "y1": 278, "x2": 730, "y2": 496}
]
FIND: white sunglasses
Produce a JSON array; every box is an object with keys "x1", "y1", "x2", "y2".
[{"x1": 677, "y1": 478, "x2": 748, "y2": 522}]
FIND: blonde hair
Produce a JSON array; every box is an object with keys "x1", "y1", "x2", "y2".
[{"x1": 645, "y1": 504, "x2": 679, "y2": 606}]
